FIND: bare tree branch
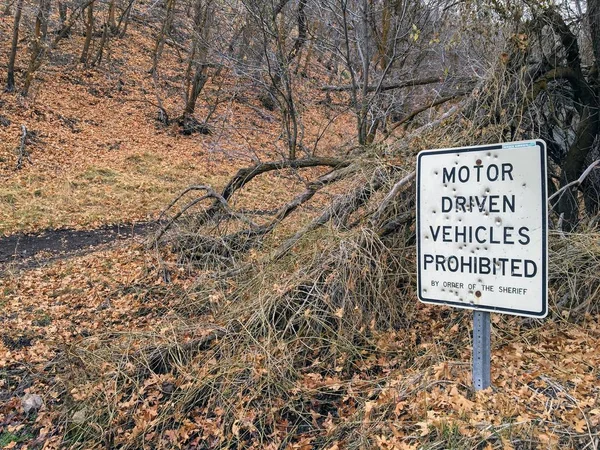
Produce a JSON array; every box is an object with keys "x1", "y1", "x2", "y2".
[
  {"x1": 320, "y1": 76, "x2": 445, "y2": 92},
  {"x1": 548, "y1": 159, "x2": 600, "y2": 204}
]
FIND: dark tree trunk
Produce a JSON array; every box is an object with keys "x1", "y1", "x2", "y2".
[
  {"x1": 117, "y1": 0, "x2": 135, "y2": 37},
  {"x1": 58, "y1": 1, "x2": 68, "y2": 34},
  {"x1": 182, "y1": 0, "x2": 213, "y2": 128},
  {"x1": 150, "y1": 0, "x2": 176, "y2": 74},
  {"x1": 589, "y1": 0, "x2": 600, "y2": 66},
  {"x1": 5, "y1": 0, "x2": 23, "y2": 92},
  {"x1": 183, "y1": 63, "x2": 208, "y2": 118},
  {"x1": 546, "y1": 5, "x2": 600, "y2": 229},
  {"x1": 91, "y1": 0, "x2": 115, "y2": 66},
  {"x1": 582, "y1": 0, "x2": 600, "y2": 217},
  {"x1": 108, "y1": 0, "x2": 117, "y2": 33},
  {"x1": 80, "y1": 1, "x2": 94, "y2": 64},
  {"x1": 22, "y1": 0, "x2": 51, "y2": 96}
]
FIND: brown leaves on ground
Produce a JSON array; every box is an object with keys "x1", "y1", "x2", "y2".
[
  {"x1": 0, "y1": 16, "x2": 352, "y2": 236},
  {"x1": 0, "y1": 243, "x2": 191, "y2": 448},
  {"x1": 2, "y1": 241, "x2": 599, "y2": 449}
]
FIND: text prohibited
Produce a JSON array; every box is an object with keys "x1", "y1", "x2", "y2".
[{"x1": 417, "y1": 140, "x2": 548, "y2": 318}]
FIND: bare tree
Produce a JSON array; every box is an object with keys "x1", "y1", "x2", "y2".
[
  {"x1": 22, "y1": 0, "x2": 52, "y2": 96},
  {"x1": 80, "y1": 0, "x2": 94, "y2": 64},
  {"x1": 316, "y1": 0, "x2": 439, "y2": 145},
  {"x1": 180, "y1": 0, "x2": 214, "y2": 132},
  {"x1": 240, "y1": 0, "x2": 309, "y2": 160},
  {"x1": 5, "y1": 0, "x2": 24, "y2": 92},
  {"x1": 150, "y1": 0, "x2": 176, "y2": 74}
]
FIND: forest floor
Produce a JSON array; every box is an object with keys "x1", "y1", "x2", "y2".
[
  {"x1": 1, "y1": 8, "x2": 600, "y2": 450},
  {"x1": 0, "y1": 13, "x2": 349, "y2": 236}
]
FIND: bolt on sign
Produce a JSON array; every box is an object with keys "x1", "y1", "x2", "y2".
[{"x1": 416, "y1": 140, "x2": 548, "y2": 318}]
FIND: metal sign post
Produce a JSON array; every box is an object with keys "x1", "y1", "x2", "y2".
[{"x1": 472, "y1": 311, "x2": 491, "y2": 390}]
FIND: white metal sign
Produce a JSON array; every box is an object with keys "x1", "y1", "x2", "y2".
[{"x1": 417, "y1": 140, "x2": 548, "y2": 318}]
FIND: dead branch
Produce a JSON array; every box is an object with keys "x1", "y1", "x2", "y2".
[
  {"x1": 157, "y1": 158, "x2": 351, "y2": 244},
  {"x1": 384, "y1": 92, "x2": 469, "y2": 138},
  {"x1": 220, "y1": 157, "x2": 350, "y2": 202},
  {"x1": 155, "y1": 185, "x2": 258, "y2": 242},
  {"x1": 144, "y1": 328, "x2": 226, "y2": 375},
  {"x1": 16, "y1": 124, "x2": 30, "y2": 170},
  {"x1": 175, "y1": 165, "x2": 358, "y2": 268},
  {"x1": 320, "y1": 76, "x2": 444, "y2": 92},
  {"x1": 273, "y1": 167, "x2": 389, "y2": 260},
  {"x1": 548, "y1": 159, "x2": 600, "y2": 205},
  {"x1": 262, "y1": 163, "x2": 358, "y2": 229},
  {"x1": 370, "y1": 171, "x2": 416, "y2": 224},
  {"x1": 390, "y1": 101, "x2": 464, "y2": 147},
  {"x1": 379, "y1": 211, "x2": 415, "y2": 237}
]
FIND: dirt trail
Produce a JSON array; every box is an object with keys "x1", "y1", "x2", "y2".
[{"x1": 0, "y1": 222, "x2": 156, "y2": 272}]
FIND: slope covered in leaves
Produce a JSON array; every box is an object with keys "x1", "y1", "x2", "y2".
[{"x1": 0, "y1": 15, "x2": 351, "y2": 235}]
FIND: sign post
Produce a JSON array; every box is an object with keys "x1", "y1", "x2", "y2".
[
  {"x1": 416, "y1": 140, "x2": 548, "y2": 390},
  {"x1": 472, "y1": 311, "x2": 491, "y2": 390}
]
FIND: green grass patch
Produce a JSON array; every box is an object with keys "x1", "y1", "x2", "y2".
[
  {"x1": 80, "y1": 167, "x2": 119, "y2": 184},
  {"x1": 0, "y1": 430, "x2": 35, "y2": 447}
]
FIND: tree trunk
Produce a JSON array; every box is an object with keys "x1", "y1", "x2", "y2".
[
  {"x1": 182, "y1": 0, "x2": 213, "y2": 126},
  {"x1": 21, "y1": 0, "x2": 51, "y2": 96},
  {"x1": 58, "y1": 1, "x2": 68, "y2": 33},
  {"x1": 92, "y1": 0, "x2": 115, "y2": 66},
  {"x1": 117, "y1": 0, "x2": 135, "y2": 37},
  {"x1": 556, "y1": 107, "x2": 600, "y2": 229},
  {"x1": 358, "y1": 0, "x2": 370, "y2": 146},
  {"x1": 5, "y1": 0, "x2": 24, "y2": 92},
  {"x1": 183, "y1": 63, "x2": 208, "y2": 117},
  {"x1": 583, "y1": 0, "x2": 600, "y2": 217},
  {"x1": 150, "y1": 0, "x2": 176, "y2": 74},
  {"x1": 108, "y1": 0, "x2": 117, "y2": 33},
  {"x1": 589, "y1": 0, "x2": 600, "y2": 66},
  {"x1": 80, "y1": 1, "x2": 94, "y2": 64}
]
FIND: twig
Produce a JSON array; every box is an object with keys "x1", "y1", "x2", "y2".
[
  {"x1": 154, "y1": 185, "x2": 258, "y2": 243},
  {"x1": 220, "y1": 157, "x2": 349, "y2": 201},
  {"x1": 272, "y1": 167, "x2": 389, "y2": 261},
  {"x1": 556, "y1": 213, "x2": 566, "y2": 239},
  {"x1": 321, "y1": 76, "x2": 444, "y2": 92},
  {"x1": 16, "y1": 124, "x2": 30, "y2": 170},
  {"x1": 548, "y1": 159, "x2": 600, "y2": 204},
  {"x1": 388, "y1": 102, "x2": 463, "y2": 145},
  {"x1": 370, "y1": 171, "x2": 416, "y2": 224},
  {"x1": 383, "y1": 92, "x2": 469, "y2": 139}
]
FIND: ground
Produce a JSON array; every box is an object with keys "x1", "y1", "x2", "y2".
[
  {"x1": 0, "y1": 7, "x2": 599, "y2": 450},
  {"x1": 0, "y1": 19, "x2": 349, "y2": 235},
  {"x1": 1, "y1": 245, "x2": 599, "y2": 448}
]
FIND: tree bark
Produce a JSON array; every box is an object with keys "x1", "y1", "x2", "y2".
[
  {"x1": 320, "y1": 76, "x2": 444, "y2": 92},
  {"x1": 150, "y1": 0, "x2": 176, "y2": 74},
  {"x1": 588, "y1": 0, "x2": 600, "y2": 68},
  {"x1": 58, "y1": 1, "x2": 68, "y2": 33},
  {"x1": 117, "y1": 0, "x2": 135, "y2": 37},
  {"x1": 92, "y1": 0, "x2": 115, "y2": 66},
  {"x1": 80, "y1": 1, "x2": 94, "y2": 64},
  {"x1": 182, "y1": 0, "x2": 213, "y2": 125},
  {"x1": 22, "y1": 0, "x2": 51, "y2": 96},
  {"x1": 5, "y1": 0, "x2": 23, "y2": 92}
]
